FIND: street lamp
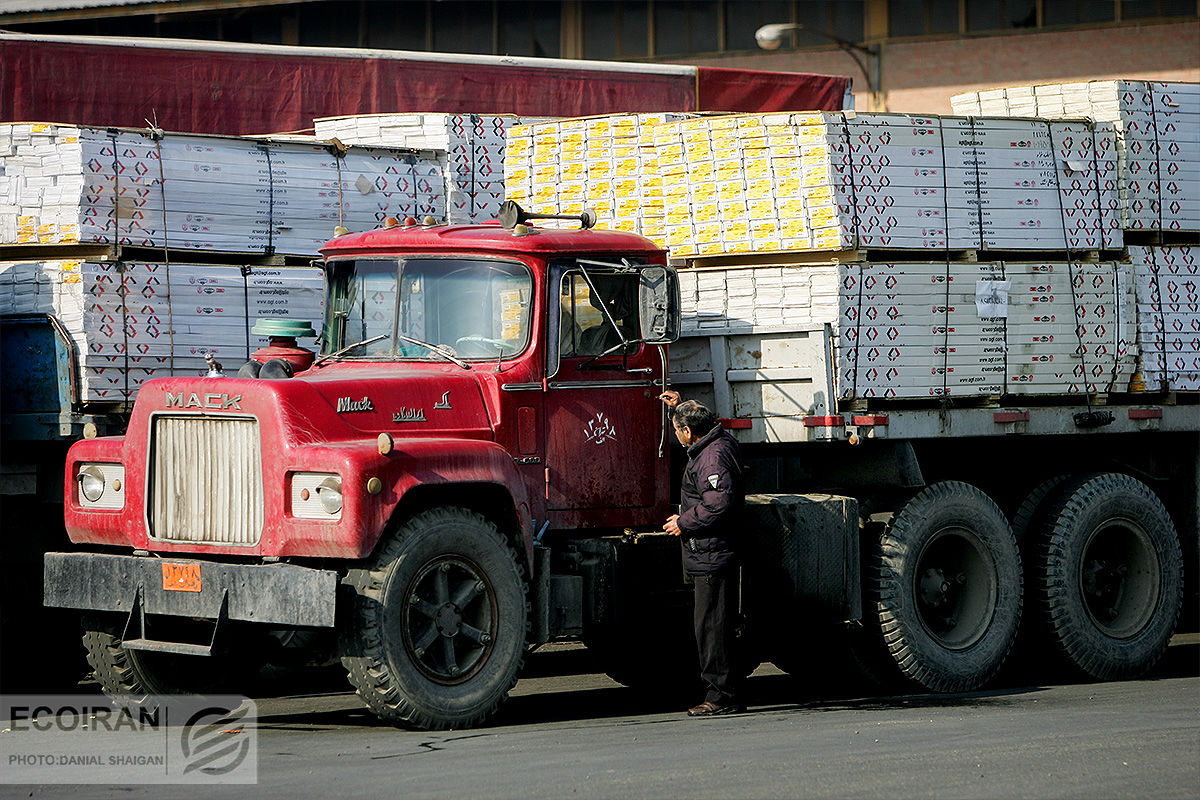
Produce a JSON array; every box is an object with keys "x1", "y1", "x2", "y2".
[{"x1": 755, "y1": 23, "x2": 882, "y2": 110}]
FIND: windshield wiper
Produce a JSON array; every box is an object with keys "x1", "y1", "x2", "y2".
[
  {"x1": 313, "y1": 333, "x2": 389, "y2": 367},
  {"x1": 397, "y1": 334, "x2": 472, "y2": 370}
]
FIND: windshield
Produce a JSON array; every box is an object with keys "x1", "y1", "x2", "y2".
[{"x1": 323, "y1": 257, "x2": 534, "y2": 360}]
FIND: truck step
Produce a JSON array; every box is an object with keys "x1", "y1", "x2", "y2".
[{"x1": 121, "y1": 638, "x2": 213, "y2": 657}]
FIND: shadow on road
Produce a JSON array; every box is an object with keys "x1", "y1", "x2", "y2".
[{"x1": 247, "y1": 640, "x2": 1199, "y2": 732}]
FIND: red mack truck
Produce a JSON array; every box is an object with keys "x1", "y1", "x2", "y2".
[{"x1": 44, "y1": 207, "x2": 1196, "y2": 730}]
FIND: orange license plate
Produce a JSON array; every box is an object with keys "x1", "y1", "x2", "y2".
[{"x1": 162, "y1": 562, "x2": 202, "y2": 593}]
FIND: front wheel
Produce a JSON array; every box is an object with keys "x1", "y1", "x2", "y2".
[
  {"x1": 340, "y1": 507, "x2": 529, "y2": 730},
  {"x1": 868, "y1": 481, "x2": 1022, "y2": 693}
]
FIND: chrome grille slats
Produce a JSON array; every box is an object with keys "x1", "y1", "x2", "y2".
[{"x1": 150, "y1": 416, "x2": 264, "y2": 545}]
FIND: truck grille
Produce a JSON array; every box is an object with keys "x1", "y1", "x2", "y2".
[{"x1": 149, "y1": 415, "x2": 264, "y2": 545}]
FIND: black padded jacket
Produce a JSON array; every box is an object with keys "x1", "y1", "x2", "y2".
[{"x1": 677, "y1": 424, "x2": 744, "y2": 575}]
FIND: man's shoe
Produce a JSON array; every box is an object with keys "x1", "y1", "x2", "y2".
[{"x1": 687, "y1": 701, "x2": 745, "y2": 717}]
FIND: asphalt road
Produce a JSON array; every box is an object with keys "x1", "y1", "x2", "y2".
[{"x1": 6, "y1": 640, "x2": 1198, "y2": 800}]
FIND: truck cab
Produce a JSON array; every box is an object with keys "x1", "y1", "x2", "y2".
[{"x1": 45, "y1": 212, "x2": 684, "y2": 730}]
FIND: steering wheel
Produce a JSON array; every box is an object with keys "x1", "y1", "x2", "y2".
[{"x1": 455, "y1": 335, "x2": 509, "y2": 356}]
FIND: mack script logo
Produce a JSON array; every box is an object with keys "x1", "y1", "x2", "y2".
[{"x1": 336, "y1": 396, "x2": 374, "y2": 413}]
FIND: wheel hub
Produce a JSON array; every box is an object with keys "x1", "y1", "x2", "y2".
[
  {"x1": 914, "y1": 528, "x2": 996, "y2": 650},
  {"x1": 435, "y1": 604, "x2": 463, "y2": 636},
  {"x1": 403, "y1": 557, "x2": 497, "y2": 685}
]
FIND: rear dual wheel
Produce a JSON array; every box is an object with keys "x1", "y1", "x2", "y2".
[
  {"x1": 865, "y1": 481, "x2": 1022, "y2": 693},
  {"x1": 1031, "y1": 473, "x2": 1183, "y2": 680}
]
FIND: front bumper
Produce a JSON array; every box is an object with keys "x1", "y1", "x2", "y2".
[{"x1": 44, "y1": 552, "x2": 338, "y2": 628}]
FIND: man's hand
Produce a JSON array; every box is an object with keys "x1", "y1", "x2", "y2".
[
  {"x1": 658, "y1": 390, "x2": 681, "y2": 409},
  {"x1": 664, "y1": 514, "x2": 682, "y2": 536}
]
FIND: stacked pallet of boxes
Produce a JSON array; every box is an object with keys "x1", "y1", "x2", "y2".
[
  {"x1": 952, "y1": 81, "x2": 1200, "y2": 392},
  {"x1": 506, "y1": 110, "x2": 1143, "y2": 402},
  {"x1": 0, "y1": 122, "x2": 432, "y2": 400},
  {"x1": 504, "y1": 114, "x2": 688, "y2": 237},
  {"x1": 313, "y1": 113, "x2": 535, "y2": 224}
]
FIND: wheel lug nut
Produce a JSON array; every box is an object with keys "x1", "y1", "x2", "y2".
[
  {"x1": 480, "y1": 633, "x2": 492, "y2": 644},
  {"x1": 440, "y1": 562, "x2": 452, "y2": 573},
  {"x1": 414, "y1": 647, "x2": 425, "y2": 658},
  {"x1": 475, "y1": 580, "x2": 485, "y2": 593},
  {"x1": 408, "y1": 594, "x2": 419, "y2": 605}
]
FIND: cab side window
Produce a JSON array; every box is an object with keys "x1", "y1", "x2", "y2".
[{"x1": 558, "y1": 272, "x2": 639, "y2": 357}]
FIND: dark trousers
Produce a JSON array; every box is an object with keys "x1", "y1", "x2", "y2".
[{"x1": 693, "y1": 567, "x2": 739, "y2": 706}]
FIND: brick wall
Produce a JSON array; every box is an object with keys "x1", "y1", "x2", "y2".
[{"x1": 671, "y1": 19, "x2": 1199, "y2": 113}]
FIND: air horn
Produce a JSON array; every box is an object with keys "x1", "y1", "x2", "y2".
[{"x1": 498, "y1": 201, "x2": 598, "y2": 231}]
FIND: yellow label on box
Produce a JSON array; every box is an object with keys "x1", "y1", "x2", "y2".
[
  {"x1": 590, "y1": 199, "x2": 613, "y2": 215},
  {"x1": 809, "y1": 206, "x2": 838, "y2": 226},
  {"x1": 780, "y1": 218, "x2": 809, "y2": 237},
  {"x1": 613, "y1": 158, "x2": 640, "y2": 176},
  {"x1": 742, "y1": 160, "x2": 771, "y2": 179},
  {"x1": 747, "y1": 198, "x2": 776, "y2": 218},
  {"x1": 718, "y1": 198, "x2": 748, "y2": 217},
  {"x1": 722, "y1": 220, "x2": 749, "y2": 239},
  {"x1": 712, "y1": 143, "x2": 740, "y2": 160},
  {"x1": 587, "y1": 162, "x2": 612, "y2": 179},
  {"x1": 691, "y1": 183, "x2": 718, "y2": 202},
  {"x1": 615, "y1": 197, "x2": 641, "y2": 216},
  {"x1": 561, "y1": 118, "x2": 587, "y2": 133},
  {"x1": 739, "y1": 136, "x2": 768, "y2": 151},
  {"x1": 803, "y1": 170, "x2": 831, "y2": 187},
  {"x1": 718, "y1": 182, "x2": 745, "y2": 201},
  {"x1": 560, "y1": 201, "x2": 584, "y2": 214},
  {"x1": 723, "y1": 240, "x2": 755, "y2": 253},
  {"x1": 805, "y1": 185, "x2": 834, "y2": 204},
  {"x1": 696, "y1": 241, "x2": 726, "y2": 256},
  {"x1": 685, "y1": 144, "x2": 713, "y2": 161},
  {"x1": 665, "y1": 209, "x2": 692, "y2": 226},
  {"x1": 560, "y1": 163, "x2": 585, "y2": 181},
  {"x1": 813, "y1": 227, "x2": 848, "y2": 248},
  {"x1": 781, "y1": 237, "x2": 814, "y2": 251},
  {"x1": 533, "y1": 186, "x2": 557, "y2": 204},
  {"x1": 533, "y1": 164, "x2": 559, "y2": 182},
  {"x1": 777, "y1": 198, "x2": 807, "y2": 217},
  {"x1": 694, "y1": 221, "x2": 720, "y2": 241},
  {"x1": 558, "y1": 181, "x2": 585, "y2": 200},
  {"x1": 662, "y1": 181, "x2": 690, "y2": 199},
  {"x1": 737, "y1": 116, "x2": 767, "y2": 130},
  {"x1": 751, "y1": 219, "x2": 780, "y2": 237},
  {"x1": 612, "y1": 144, "x2": 640, "y2": 158},
  {"x1": 745, "y1": 178, "x2": 774, "y2": 198},
  {"x1": 693, "y1": 202, "x2": 720, "y2": 223},
  {"x1": 611, "y1": 178, "x2": 639, "y2": 196},
  {"x1": 587, "y1": 182, "x2": 611, "y2": 200}
]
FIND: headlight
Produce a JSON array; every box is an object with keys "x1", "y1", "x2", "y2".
[
  {"x1": 76, "y1": 463, "x2": 125, "y2": 509},
  {"x1": 290, "y1": 472, "x2": 343, "y2": 520},
  {"x1": 316, "y1": 477, "x2": 343, "y2": 515}
]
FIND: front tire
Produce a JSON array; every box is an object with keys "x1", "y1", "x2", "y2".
[
  {"x1": 869, "y1": 482, "x2": 1022, "y2": 693},
  {"x1": 340, "y1": 507, "x2": 529, "y2": 730},
  {"x1": 82, "y1": 614, "x2": 244, "y2": 707}
]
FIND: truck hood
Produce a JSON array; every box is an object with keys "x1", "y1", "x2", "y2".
[{"x1": 133, "y1": 365, "x2": 492, "y2": 443}]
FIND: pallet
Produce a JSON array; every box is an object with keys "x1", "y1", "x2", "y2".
[
  {"x1": 0, "y1": 243, "x2": 318, "y2": 267},
  {"x1": 1122, "y1": 230, "x2": 1200, "y2": 247},
  {"x1": 674, "y1": 246, "x2": 1128, "y2": 270},
  {"x1": 839, "y1": 391, "x2": 1130, "y2": 414}
]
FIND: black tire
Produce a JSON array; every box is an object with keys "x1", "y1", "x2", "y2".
[
  {"x1": 871, "y1": 481, "x2": 1023, "y2": 693},
  {"x1": 1011, "y1": 475, "x2": 1073, "y2": 543},
  {"x1": 1034, "y1": 473, "x2": 1183, "y2": 681},
  {"x1": 82, "y1": 614, "x2": 243, "y2": 707},
  {"x1": 340, "y1": 507, "x2": 529, "y2": 730}
]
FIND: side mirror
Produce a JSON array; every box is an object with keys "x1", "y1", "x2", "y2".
[{"x1": 638, "y1": 266, "x2": 680, "y2": 344}]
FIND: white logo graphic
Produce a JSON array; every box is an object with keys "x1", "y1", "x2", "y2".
[{"x1": 584, "y1": 413, "x2": 617, "y2": 445}]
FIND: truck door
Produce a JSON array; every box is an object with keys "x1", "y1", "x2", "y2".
[{"x1": 544, "y1": 264, "x2": 665, "y2": 515}]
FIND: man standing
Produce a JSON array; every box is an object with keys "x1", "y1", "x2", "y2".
[{"x1": 660, "y1": 390, "x2": 746, "y2": 716}]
